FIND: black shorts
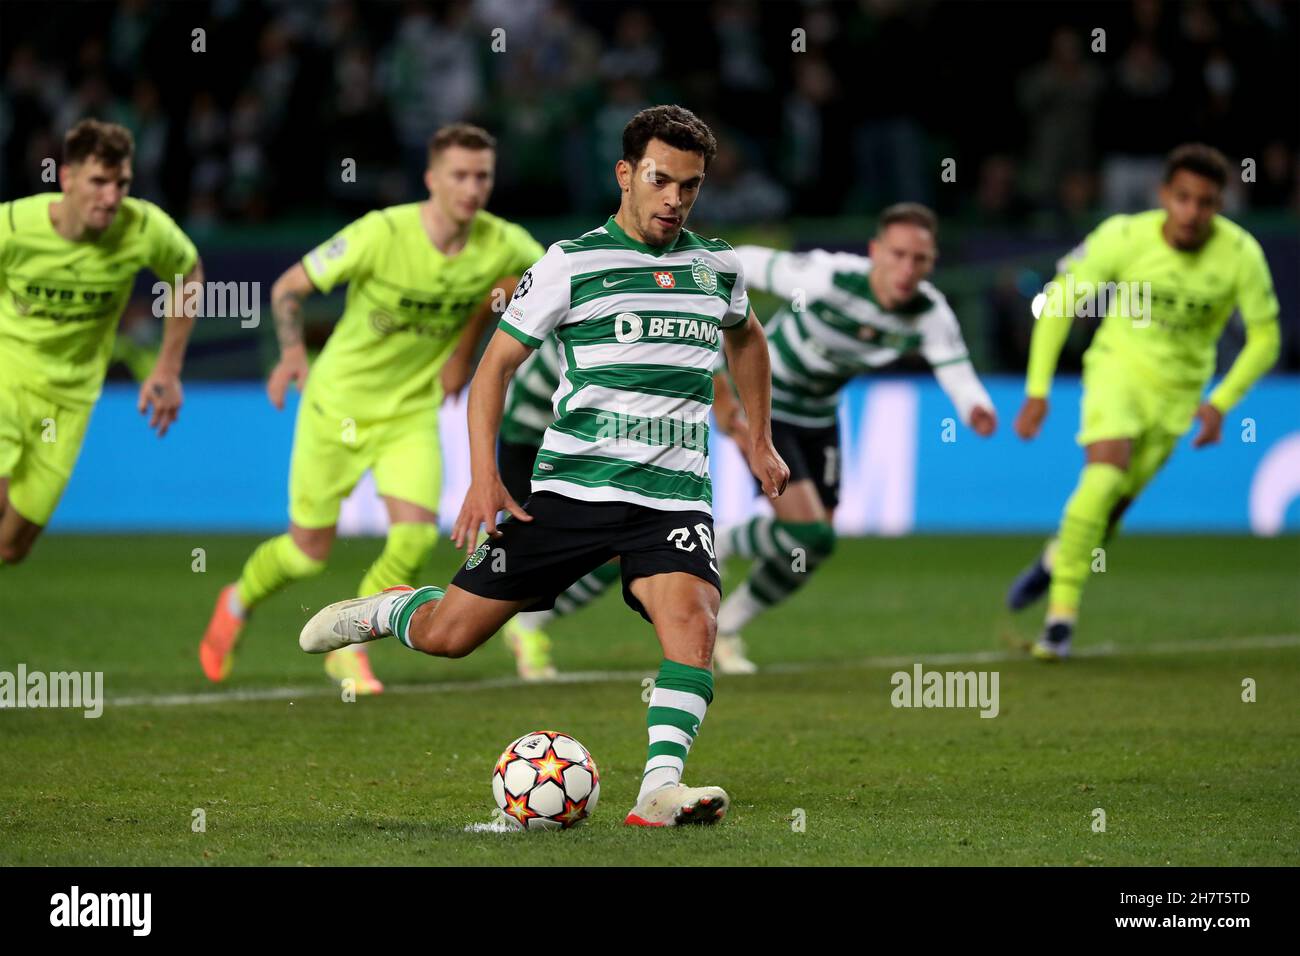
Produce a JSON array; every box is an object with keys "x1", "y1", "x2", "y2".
[
  {"x1": 451, "y1": 492, "x2": 721, "y2": 622},
  {"x1": 497, "y1": 438, "x2": 539, "y2": 505},
  {"x1": 771, "y1": 419, "x2": 841, "y2": 510}
]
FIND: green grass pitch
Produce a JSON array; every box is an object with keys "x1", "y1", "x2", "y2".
[{"x1": 1, "y1": 534, "x2": 1297, "y2": 866}]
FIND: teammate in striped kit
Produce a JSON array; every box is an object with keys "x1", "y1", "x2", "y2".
[
  {"x1": 298, "y1": 105, "x2": 789, "y2": 827},
  {"x1": 496, "y1": 337, "x2": 622, "y2": 680},
  {"x1": 710, "y1": 204, "x2": 997, "y2": 673}
]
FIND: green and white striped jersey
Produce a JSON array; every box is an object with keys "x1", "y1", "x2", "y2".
[
  {"x1": 738, "y1": 246, "x2": 982, "y2": 428},
  {"x1": 500, "y1": 336, "x2": 561, "y2": 447},
  {"x1": 498, "y1": 215, "x2": 749, "y2": 512}
]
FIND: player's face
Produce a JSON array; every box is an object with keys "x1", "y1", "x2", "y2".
[
  {"x1": 618, "y1": 138, "x2": 706, "y2": 248},
  {"x1": 1159, "y1": 170, "x2": 1222, "y2": 250},
  {"x1": 427, "y1": 146, "x2": 495, "y2": 226},
  {"x1": 868, "y1": 224, "x2": 937, "y2": 307},
  {"x1": 61, "y1": 158, "x2": 132, "y2": 233}
]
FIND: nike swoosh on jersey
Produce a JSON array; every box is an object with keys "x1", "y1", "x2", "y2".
[{"x1": 602, "y1": 276, "x2": 634, "y2": 287}]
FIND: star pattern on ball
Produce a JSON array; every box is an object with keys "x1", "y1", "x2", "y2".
[
  {"x1": 494, "y1": 748, "x2": 519, "y2": 778},
  {"x1": 532, "y1": 747, "x2": 572, "y2": 786},
  {"x1": 556, "y1": 795, "x2": 590, "y2": 828},
  {"x1": 503, "y1": 792, "x2": 538, "y2": 826}
]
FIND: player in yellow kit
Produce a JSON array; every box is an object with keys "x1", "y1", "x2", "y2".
[
  {"x1": 0, "y1": 120, "x2": 202, "y2": 565},
  {"x1": 199, "y1": 123, "x2": 543, "y2": 694},
  {"x1": 1008, "y1": 144, "x2": 1281, "y2": 659}
]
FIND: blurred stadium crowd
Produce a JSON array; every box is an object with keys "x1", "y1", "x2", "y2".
[
  {"x1": 1, "y1": 0, "x2": 1297, "y2": 378},
  {"x1": 3, "y1": 0, "x2": 1297, "y2": 226}
]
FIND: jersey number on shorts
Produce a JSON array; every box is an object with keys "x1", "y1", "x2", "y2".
[{"x1": 667, "y1": 523, "x2": 715, "y2": 558}]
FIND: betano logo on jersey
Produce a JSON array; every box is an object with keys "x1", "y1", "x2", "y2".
[{"x1": 613, "y1": 312, "x2": 719, "y2": 345}]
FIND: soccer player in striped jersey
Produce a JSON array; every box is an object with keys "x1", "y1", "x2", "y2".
[
  {"x1": 299, "y1": 105, "x2": 789, "y2": 827},
  {"x1": 1008, "y1": 144, "x2": 1280, "y2": 660},
  {"x1": 0, "y1": 120, "x2": 202, "y2": 566},
  {"x1": 199, "y1": 123, "x2": 543, "y2": 694},
  {"x1": 495, "y1": 337, "x2": 625, "y2": 680},
  {"x1": 709, "y1": 204, "x2": 997, "y2": 672}
]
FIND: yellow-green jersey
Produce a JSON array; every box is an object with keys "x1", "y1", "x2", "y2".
[
  {"x1": 0, "y1": 193, "x2": 198, "y2": 404},
  {"x1": 1027, "y1": 210, "x2": 1280, "y2": 411},
  {"x1": 301, "y1": 204, "x2": 544, "y2": 421}
]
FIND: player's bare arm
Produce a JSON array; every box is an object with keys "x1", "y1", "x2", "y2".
[
  {"x1": 1015, "y1": 395, "x2": 1048, "y2": 440},
  {"x1": 711, "y1": 369, "x2": 750, "y2": 449},
  {"x1": 266, "y1": 262, "x2": 316, "y2": 410},
  {"x1": 722, "y1": 309, "x2": 789, "y2": 498},
  {"x1": 138, "y1": 257, "x2": 204, "y2": 438},
  {"x1": 441, "y1": 275, "x2": 519, "y2": 401},
  {"x1": 451, "y1": 328, "x2": 535, "y2": 552}
]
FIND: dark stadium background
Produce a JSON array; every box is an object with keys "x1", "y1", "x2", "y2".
[
  {"x1": 1, "y1": 0, "x2": 1298, "y2": 535},
  {"x1": 2, "y1": 1, "x2": 1299, "y2": 879},
  {"x1": 2, "y1": 0, "x2": 1297, "y2": 384}
]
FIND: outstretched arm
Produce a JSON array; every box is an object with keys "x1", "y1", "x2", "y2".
[
  {"x1": 266, "y1": 262, "x2": 317, "y2": 410},
  {"x1": 139, "y1": 257, "x2": 204, "y2": 437},
  {"x1": 1195, "y1": 317, "x2": 1281, "y2": 448},
  {"x1": 451, "y1": 329, "x2": 536, "y2": 552},
  {"x1": 933, "y1": 360, "x2": 997, "y2": 436},
  {"x1": 441, "y1": 276, "x2": 519, "y2": 401}
]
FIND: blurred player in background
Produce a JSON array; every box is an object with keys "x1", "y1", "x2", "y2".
[
  {"x1": 0, "y1": 120, "x2": 201, "y2": 567},
  {"x1": 711, "y1": 203, "x2": 997, "y2": 672},
  {"x1": 1008, "y1": 144, "x2": 1280, "y2": 660},
  {"x1": 199, "y1": 123, "x2": 543, "y2": 693},
  {"x1": 494, "y1": 334, "x2": 622, "y2": 680}
]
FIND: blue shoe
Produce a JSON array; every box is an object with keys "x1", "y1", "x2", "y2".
[
  {"x1": 1031, "y1": 620, "x2": 1074, "y2": 661},
  {"x1": 1006, "y1": 557, "x2": 1051, "y2": 611}
]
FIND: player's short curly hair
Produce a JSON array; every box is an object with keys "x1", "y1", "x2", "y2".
[
  {"x1": 622, "y1": 105, "x2": 718, "y2": 171},
  {"x1": 877, "y1": 202, "x2": 938, "y2": 237},
  {"x1": 427, "y1": 122, "x2": 497, "y2": 164},
  {"x1": 1163, "y1": 143, "x2": 1230, "y2": 188},
  {"x1": 63, "y1": 119, "x2": 134, "y2": 167}
]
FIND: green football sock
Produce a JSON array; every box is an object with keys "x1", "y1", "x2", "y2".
[
  {"x1": 235, "y1": 533, "x2": 326, "y2": 610},
  {"x1": 384, "y1": 585, "x2": 445, "y2": 649},
  {"x1": 639, "y1": 659, "x2": 714, "y2": 801},
  {"x1": 553, "y1": 562, "x2": 620, "y2": 617},
  {"x1": 717, "y1": 521, "x2": 836, "y2": 633},
  {"x1": 1048, "y1": 463, "x2": 1126, "y2": 621}
]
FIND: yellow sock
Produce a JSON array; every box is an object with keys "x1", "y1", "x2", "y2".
[
  {"x1": 358, "y1": 522, "x2": 438, "y2": 597},
  {"x1": 1047, "y1": 463, "x2": 1126, "y2": 621},
  {"x1": 236, "y1": 533, "x2": 326, "y2": 610}
]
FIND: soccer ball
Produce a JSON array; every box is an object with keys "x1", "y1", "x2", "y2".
[{"x1": 491, "y1": 730, "x2": 600, "y2": 830}]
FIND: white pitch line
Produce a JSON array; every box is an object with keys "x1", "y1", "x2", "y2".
[{"x1": 106, "y1": 633, "x2": 1300, "y2": 709}]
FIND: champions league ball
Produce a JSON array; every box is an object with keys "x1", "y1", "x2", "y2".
[{"x1": 492, "y1": 730, "x2": 601, "y2": 830}]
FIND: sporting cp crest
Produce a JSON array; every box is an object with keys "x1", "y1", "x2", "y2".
[
  {"x1": 654, "y1": 271, "x2": 676, "y2": 289},
  {"x1": 690, "y1": 257, "x2": 717, "y2": 294},
  {"x1": 465, "y1": 540, "x2": 491, "y2": 570}
]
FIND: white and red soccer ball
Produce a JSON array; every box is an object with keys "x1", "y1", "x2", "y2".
[{"x1": 492, "y1": 731, "x2": 600, "y2": 830}]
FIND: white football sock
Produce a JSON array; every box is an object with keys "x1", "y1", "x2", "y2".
[
  {"x1": 515, "y1": 609, "x2": 555, "y2": 631},
  {"x1": 716, "y1": 582, "x2": 763, "y2": 635}
]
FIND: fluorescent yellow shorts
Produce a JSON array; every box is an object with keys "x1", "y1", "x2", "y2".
[
  {"x1": 288, "y1": 397, "x2": 442, "y2": 529},
  {"x1": 1077, "y1": 349, "x2": 1202, "y2": 447},
  {"x1": 0, "y1": 380, "x2": 94, "y2": 526}
]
